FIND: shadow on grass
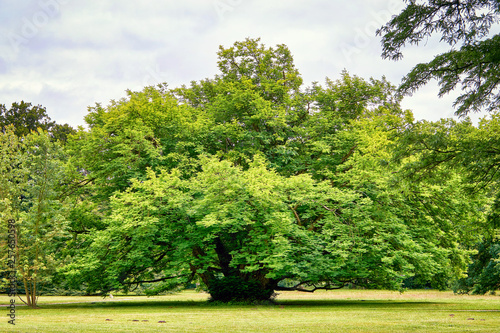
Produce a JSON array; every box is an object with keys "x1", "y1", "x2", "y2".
[{"x1": 31, "y1": 299, "x2": 446, "y2": 311}]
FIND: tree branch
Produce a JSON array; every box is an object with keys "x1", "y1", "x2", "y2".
[
  {"x1": 122, "y1": 273, "x2": 190, "y2": 285},
  {"x1": 275, "y1": 280, "x2": 350, "y2": 292},
  {"x1": 341, "y1": 145, "x2": 358, "y2": 163},
  {"x1": 289, "y1": 204, "x2": 302, "y2": 226}
]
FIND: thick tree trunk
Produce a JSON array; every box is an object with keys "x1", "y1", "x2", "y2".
[
  {"x1": 214, "y1": 237, "x2": 236, "y2": 277},
  {"x1": 205, "y1": 237, "x2": 277, "y2": 302}
]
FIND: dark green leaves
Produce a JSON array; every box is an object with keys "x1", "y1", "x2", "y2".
[
  {"x1": 378, "y1": 0, "x2": 500, "y2": 116},
  {"x1": 400, "y1": 35, "x2": 500, "y2": 114},
  {"x1": 378, "y1": 0, "x2": 500, "y2": 60}
]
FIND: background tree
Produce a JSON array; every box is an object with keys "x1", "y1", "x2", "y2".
[
  {"x1": 392, "y1": 112, "x2": 500, "y2": 292},
  {"x1": 378, "y1": 0, "x2": 500, "y2": 294},
  {"x1": 378, "y1": 0, "x2": 500, "y2": 116},
  {"x1": 50, "y1": 123, "x2": 77, "y2": 144},
  {"x1": 0, "y1": 126, "x2": 24, "y2": 296},
  {"x1": 0, "y1": 101, "x2": 75, "y2": 143},
  {"x1": 0, "y1": 102, "x2": 55, "y2": 137},
  {"x1": 0, "y1": 128, "x2": 70, "y2": 308}
]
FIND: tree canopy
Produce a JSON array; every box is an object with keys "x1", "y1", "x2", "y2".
[{"x1": 55, "y1": 38, "x2": 491, "y2": 301}]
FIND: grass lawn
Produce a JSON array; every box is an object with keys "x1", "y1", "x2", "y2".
[{"x1": 1, "y1": 290, "x2": 499, "y2": 332}]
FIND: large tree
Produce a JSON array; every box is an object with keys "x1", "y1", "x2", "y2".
[
  {"x1": 61, "y1": 39, "x2": 484, "y2": 301},
  {"x1": 378, "y1": 0, "x2": 500, "y2": 116}
]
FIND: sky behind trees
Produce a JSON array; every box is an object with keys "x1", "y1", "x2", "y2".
[{"x1": 0, "y1": 0, "x2": 489, "y2": 127}]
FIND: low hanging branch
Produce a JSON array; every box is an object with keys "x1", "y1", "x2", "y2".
[
  {"x1": 122, "y1": 273, "x2": 191, "y2": 285},
  {"x1": 275, "y1": 280, "x2": 351, "y2": 293}
]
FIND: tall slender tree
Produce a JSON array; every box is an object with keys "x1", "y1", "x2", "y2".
[{"x1": 0, "y1": 128, "x2": 69, "y2": 308}]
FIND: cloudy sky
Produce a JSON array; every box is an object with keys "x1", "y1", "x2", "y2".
[{"x1": 0, "y1": 0, "x2": 481, "y2": 128}]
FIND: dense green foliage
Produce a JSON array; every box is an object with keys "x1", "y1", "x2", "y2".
[
  {"x1": 388, "y1": 113, "x2": 500, "y2": 293},
  {"x1": 378, "y1": 1, "x2": 500, "y2": 294},
  {"x1": 1, "y1": 38, "x2": 497, "y2": 302}
]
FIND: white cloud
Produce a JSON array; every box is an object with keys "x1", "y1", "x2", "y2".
[{"x1": 0, "y1": 0, "x2": 486, "y2": 127}]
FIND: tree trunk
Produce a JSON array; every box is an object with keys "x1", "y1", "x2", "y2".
[{"x1": 206, "y1": 237, "x2": 277, "y2": 302}]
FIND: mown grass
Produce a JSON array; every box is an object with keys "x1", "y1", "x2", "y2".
[{"x1": 1, "y1": 290, "x2": 499, "y2": 332}]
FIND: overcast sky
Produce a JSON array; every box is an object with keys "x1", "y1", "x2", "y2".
[{"x1": 0, "y1": 0, "x2": 484, "y2": 128}]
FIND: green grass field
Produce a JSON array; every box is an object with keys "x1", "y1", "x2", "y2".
[{"x1": 1, "y1": 290, "x2": 499, "y2": 332}]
